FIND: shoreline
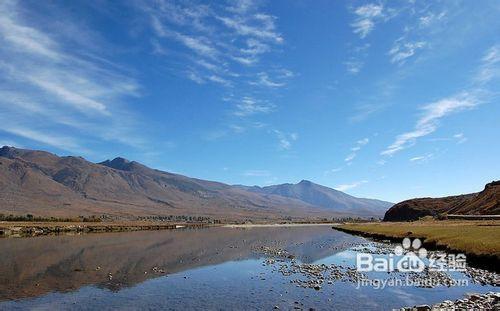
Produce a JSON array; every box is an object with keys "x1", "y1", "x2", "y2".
[
  {"x1": 0, "y1": 221, "x2": 211, "y2": 238},
  {"x1": 0, "y1": 221, "x2": 341, "y2": 238}
]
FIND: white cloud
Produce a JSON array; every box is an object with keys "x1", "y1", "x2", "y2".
[
  {"x1": 0, "y1": 0, "x2": 143, "y2": 153},
  {"x1": 389, "y1": 40, "x2": 426, "y2": 64},
  {"x1": 187, "y1": 71, "x2": 205, "y2": 84},
  {"x1": 475, "y1": 44, "x2": 500, "y2": 84},
  {"x1": 207, "y1": 75, "x2": 232, "y2": 87},
  {"x1": 2, "y1": 126, "x2": 83, "y2": 152},
  {"x1": 151, "y1": 17, "x2": 217, "y2": 58},
  {"x1": 344, "y1": 59, "x2": 364, "y2": 74},
  {"x1": 345, "y1": 138, "x2": 369, "y2": 163},
  {"x1": 419, "y1": 11, "x2": 446, "y2": 28},
  {"x1": 382, "y1": 92, "x2": 481, "y2": 156},
  {"x1": 345, "y1": 153, "x2": 356, "y2": 163},
  {"x1": 351, "y1": 4, "x2": 384, "y2": 38},
  {"x1": 249, "y1": 70, "x2": 294, "y2": 88},
  {"x1": 324, "y1": 167, "x2": 342, "y2": 175},
  {"x1": 142, "y1": 0, "x2": 293, "y2": 131},
  {"x1": 241, "y1": 38, "x2": 269, "y2": 56},
  {"x1": 453, "y1": 133, "x2": 467, "y2": 144},
  {"x1": 227, "y1": 0, "x2": 256, "y2": 14},
  {"x1": 217, "y1": 14, "x2": 283, "y2": 44},
  {"x1": 251, "y1": 72, "x2": 285, "y2": 88},
  {"x1": 409, "y1": 153, "x2": 433, "y2": 163},
  {"x1": 233, "y1": 97, "x2": 275, "y2": 117},
  {"x1": 335, "y1": 180, "x2": 368, "y2": 192},
  {"x1": 273, "y1": 130, "x2": 298, "y2": 150},
  {"x1": 143, "y1": 0, "x2": 288, "y2": 93}
]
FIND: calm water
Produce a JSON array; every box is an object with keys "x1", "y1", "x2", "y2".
[{"x1": 0, "y1": 226, "x2": 496, "y2": 310}]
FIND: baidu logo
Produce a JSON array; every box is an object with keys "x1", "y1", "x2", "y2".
[
  {"x1": 393, "y1": 238, "x2": 427, "y2": 272},
  {"x1": 356, "y1": 237, "x2": 466, "y2": 273},
  {"x1": 357, "y1": 238, "x2": 428, "y2": 273}
]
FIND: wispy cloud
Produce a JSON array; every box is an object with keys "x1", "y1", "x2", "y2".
[
  {"x1": 251, "y1": 72, "x2": 284, "y2": 88},
  {"x1": 140, "y1": 0, "x2": 294, "y2": 144},
  {"x1": 216, "y1": 14, "x2": 283, "y2": 44},
  {"x1": 324, "y1": 167, "x2": 342, "y2": 176},
  {"x1": 151, "y1": 16, "x2": 218, "y2": 58},
  {"x1": 344, "y1": 59, "x2": 364, "y2": 74},
  {"x1": 335, "y1": 180, "x2": 368, "y2": 192},
  {"x1": 233, "y1": 97, "x2": 275, "y2": 117},
  {"x1": 250, "y1": 69, "x2": 294, "y2": 88},
  {"x1": 1, "y1": 126, "x2": 84, "y2": 152},
  {"x1": 350, "y1": 4, "x2": 384, "y2": 39},
  {"x1": 419, "y1": 11, "x2": 446, "y2": 28},
  {"x1": 382, "y1": 92, "x2": 481, "y2": 156},
  {"x1": 389, "y1": 40, "x2": 426, "y2": 65},
  {"x1": 409, "y1": 153, "x2": 433, "y2": 163},
  {"x1": 142, "y1": 0, "x2": 288, "y2": 88},
  {"x1": 345, "y1": 138, "x2": 369, "y2": 164},
  {"x1": 273, "y1": 130, "x2": 298, "y2": 150},
  {"x1": 453, "y1": 133, "x2": 467, "y2": 144},
  {"x1": 475, "y1": 44, "x2": 500, "y2": 84},
  {"x1": 344, "y1": 43, "x2": 370, "y2": 75},
  {"x1": 381, "y1": 43, "x2": 499, "y2": 156},
  {"x1": 0, "y1": 0, "x2": 143, "y2": 153}
]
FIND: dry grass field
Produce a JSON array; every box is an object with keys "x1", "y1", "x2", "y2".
[{"x1": 337, "y1": 220, "x2": 500, "y2": 259}]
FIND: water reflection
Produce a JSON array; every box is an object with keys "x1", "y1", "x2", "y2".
[{"x1": 0, "y1": 225, "x2": 360, "y2": 302}]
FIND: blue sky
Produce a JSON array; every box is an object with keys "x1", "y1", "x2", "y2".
[{"x1": 0, "y1": 0, "x2": 499, "y2": 203}]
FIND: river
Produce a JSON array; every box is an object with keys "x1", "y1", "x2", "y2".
[{"x1": 0, "y1": 225, "x2": 497, "y2": 310}]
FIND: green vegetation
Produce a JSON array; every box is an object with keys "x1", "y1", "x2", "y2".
[{"x1": 337, "y1": 220, "x2": 500, "y2": 259}]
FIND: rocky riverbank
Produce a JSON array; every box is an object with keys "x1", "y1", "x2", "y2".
[
  {"x1": 254, "y1": 239, "x2": 499, "y2": 294},
  {"x1": 400, "y1": 292, "x2": 500, "y2": 310}
]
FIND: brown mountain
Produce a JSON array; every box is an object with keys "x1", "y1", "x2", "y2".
[
  {"x1": 0, "y1": 146, "x2": 389, "y2": 220},
  {"x1": 383, "y1": 181, "x2": 500, "y2": 221},
  {"x1": 238, "y1": 180, "x2": 392, "y2": 217}
]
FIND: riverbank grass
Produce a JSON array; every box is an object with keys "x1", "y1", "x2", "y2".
[{"x1": 336, "y1": 220, "x2": 500, "y2": 259}]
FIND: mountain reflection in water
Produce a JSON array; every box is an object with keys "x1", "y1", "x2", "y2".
[{"x1": 0, "y1": 225, "x2": 360, "y2": 302}]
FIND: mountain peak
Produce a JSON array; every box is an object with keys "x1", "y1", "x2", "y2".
[
  {"x1": 0, "y1": 146, "x2": 19, "y2": 158},
  {"x1": 485, "y1": 180, "x2": 500, "y2": 189},
  {"x1": 99, "y1": 157, "x2": 134, "y2": 171},
  {"x1": 298, "y1": 179, "x2": 313, "y2": 186},
  {"x1": 111, "y1": 157, "x2": 130, "y2": 164}
]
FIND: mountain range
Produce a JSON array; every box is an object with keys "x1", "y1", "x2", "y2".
[
  {"x1": 237, "y1": 180, "x2": 390, "y2": 217},
  {"x1": 0, "y1": 146, "x2": 392, "y2": 220}
]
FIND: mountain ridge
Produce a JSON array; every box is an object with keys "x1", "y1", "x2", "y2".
[
  {"x1": 0, "y1": 146, "x2": 391, "y2": 220},
  {"x1": 383, "y1": 181, "x2": 500, "y2": 221},
  {"x1": 237, "y1": 179, "x2": 392, "y2": 217}
]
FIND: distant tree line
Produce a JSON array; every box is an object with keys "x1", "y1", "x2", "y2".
[
  {"x1": 0, "y1": 213, "x2": 378, "y2": 224},
  {"x1": 138, "y1": 215, "x2": 222, "y2": 224},
  {"x1": 0, "y1": 214, "x2": 103, "y2": 222}
]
